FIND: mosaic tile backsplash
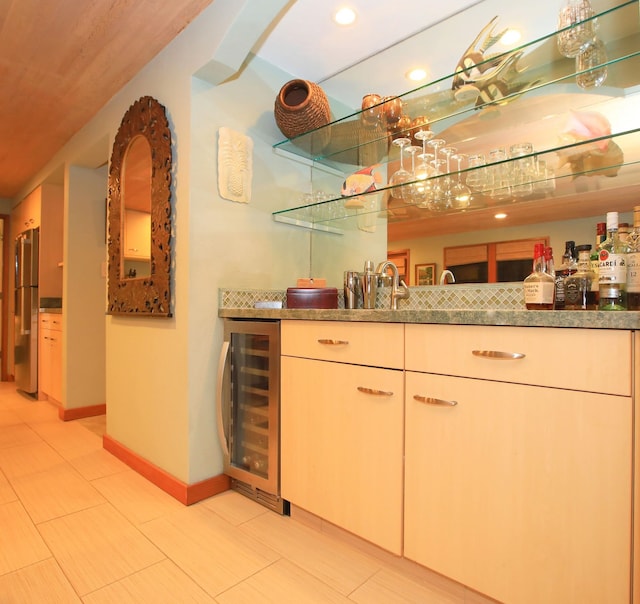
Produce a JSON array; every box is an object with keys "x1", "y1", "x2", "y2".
[{"x1": 220, "y1": 283, "x2": 526, "y2": 311}]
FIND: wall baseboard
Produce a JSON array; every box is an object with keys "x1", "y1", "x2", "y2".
[
  {"x1": 102, "y1": 434, "x2": 230, "y2": 505},
  {"x1": 59, "y1": 403, "x2": 106, "y2": 421}
]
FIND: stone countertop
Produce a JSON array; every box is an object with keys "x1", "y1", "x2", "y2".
[
  {"x1": 39, "y1": 307, "x2": 63, "y2": 314},
  {"x1": 219, "y1": 307, "x2": 640, "y2": 329}
]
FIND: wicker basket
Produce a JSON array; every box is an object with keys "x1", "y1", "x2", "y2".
[{"x1": 274, "y1": 79, "x2": 331, "y2": 148}]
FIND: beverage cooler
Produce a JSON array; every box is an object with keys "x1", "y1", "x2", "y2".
[{"x1": 216, "y1": 319, "x2": 288, "y2": 514}]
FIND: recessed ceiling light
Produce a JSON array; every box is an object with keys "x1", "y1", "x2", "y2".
[
  {"x1": 334, "y1": 7, "x2": 356, "y2": 26},
  {"x1": 406, "y1": 67, "x2": 428, "y2": 82},
  {"x1": 500, "y1": 29, "x2": 521, "y2": 46},
  {"x1": 495, "y1": 212, "x2": 508, "y2": 219}
]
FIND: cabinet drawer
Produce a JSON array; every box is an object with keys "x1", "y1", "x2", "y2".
[
  {"x1": 281, "y1": 320, "x2": 403, "y2": 369},
  {"x1": 40, "y1": 313, "x2": 63, "y2": 331},
  {"x1": 405, "y1": 324, "x2": 631, "y2": 396}
]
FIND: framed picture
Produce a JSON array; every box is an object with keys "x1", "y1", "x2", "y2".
[{"x1": 415, "y1": 263, "x2": 436, "y2": 286}]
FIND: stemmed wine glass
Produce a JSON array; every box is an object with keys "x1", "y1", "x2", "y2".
[
  {"x1": 440, "y1": 146, "x2": 458, "y2": 209},
  {"x1": 426, "y1": 138, "x2": 446, "y2": 211},
  {"x1": 451, "y1": 154, "x2": 472, "y2": 208},
  {"x1": 388, "y1": 137, "x2": 412, "y2": 200},
  {"x1": 403, "y1": 145, "x2": 422, "y2": 204},
  {"x1": 413, "y1": 130, "x2": 435, "y2": 207}
]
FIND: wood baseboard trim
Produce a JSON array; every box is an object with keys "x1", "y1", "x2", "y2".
[
  {"x1": 59, "y1": 403, "x2": 107, "y2": 421},
  {"x1": 102, "y1": 434, "x2": 230, "y2": 505}
]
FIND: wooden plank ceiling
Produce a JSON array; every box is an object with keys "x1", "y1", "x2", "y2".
[{"x1": 0, "y1": 0, "x2": 213, "y2": 200}]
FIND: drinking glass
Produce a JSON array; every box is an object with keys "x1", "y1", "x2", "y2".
[
  {"x1": 388, "y1": 137, "x2": 412, "y2": 199},
  {"x1": 488, "y1": 147, "x2": 511, "y2": 200},
  {"x1": 510, "y1": 142, "x2": 535, "y2": 198},
  {"x1": 557, "y1": 0, "x2": 597, "y2": 58},
  {"x1": 576, "y1": 38, "x2": 608, "y2": 89},
  {"x1": 451, "y1": 154, "x2": 472, "y2": 209},
  {"x1": 466, "y1": 153, "x2": 487, "y2": 192}
]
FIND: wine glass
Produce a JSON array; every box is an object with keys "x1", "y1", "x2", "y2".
[
  {"x1": 451, "y1": 154, "x2": 472, "y2": 209},
  {"x1": 413, "y1": 129, "x2": 435, "y2": 207},
  {"x1": 557, "y1": 0, "x2": 597, "y2": 58},
  {"x1": 426, "y1": 139, "x2": 446, "y2": 210},
  {"x1": 403, "y1": 145, "x2": 422, "y2": 204},
  {"x1": 440, "y1": 146, "x2": 458, "y2": 209},
  {"x1": 388, "y1": 137, "x2": 412, "y2": 200}
]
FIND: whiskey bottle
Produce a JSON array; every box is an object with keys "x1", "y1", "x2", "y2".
[
  {"x1": 554, "y1": 240, "x2": 577, "y2": 310},
  {"x1": 590, "y1": 222, "x2": 606, "y2": 307},
  {"x1": 564, "y1": 244, "x2": 595, "y2": 310},
  {"x1": 524, "y1": 243, "x2": 555, "y2": 310},
  {"x1": 598, "y1": 212, "x2": 628, "y2": 310},
  {"x1": 626, "y1": 205, "x2": 640, "y2": 310}
]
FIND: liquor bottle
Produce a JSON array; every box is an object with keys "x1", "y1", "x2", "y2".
[
  {"x1": 564, "y1": 244, "x2": 595, "y2": 310},
  {"x1": 590, "y1": 222, "x2": 606, "y2": 307},
  {"x1": 544, "y1": 246, "x2": 556, "y2": 308},
  {"x1": 626, "y1": 205, "x2": 640, "y2": 310},
  {"x1": 524, "y1": 243, "x2": 555, "y2": 310},
  {"x1": 598, "y1": 212, "x2": 628, "y2": 310},
  {"x1": 554, "y1": 240, "x2": 577, "y2": 310}
]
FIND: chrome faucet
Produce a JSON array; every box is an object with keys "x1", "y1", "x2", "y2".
[
  {"x1": 439, "y1": 269, "x2": 456, "y2": 285},
  {"x1": 376, "y1": 261, "x2": 409, "y2": 310}
]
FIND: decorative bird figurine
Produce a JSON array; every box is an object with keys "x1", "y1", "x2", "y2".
[
  {"x1": 452, "y1": 16, "x2": 539, "y2": 107},
  {"x1": 341, "y1": 164, "x2": 383, "y2": 208}
]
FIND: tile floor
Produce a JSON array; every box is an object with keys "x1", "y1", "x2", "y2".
[{"x1": 0, "y1": 382, "x2": 497, "y2": 603}]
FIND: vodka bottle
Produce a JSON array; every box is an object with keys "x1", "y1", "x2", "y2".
[
  {"x1": 590, "y1": 222, "x2": 606, "y2": 307},
  {"x1": 524, "y1": 243, "x2": 555, "y2": 310},
  {"x1": 554, "y1": 240, "x2": 577, "y2": 310},
  {"x1": 598, "y1": 212, "x2": 628, "y2": 310},
  {"x1": 564, "y1": 244, "x2": 595, "y2": 310},
  {"x1": 626, "y1": 206, "x2": 640, "y2": 310}
]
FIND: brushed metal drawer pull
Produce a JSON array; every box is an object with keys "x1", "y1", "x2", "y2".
[
  {"x1": 357, "y1": 386, "x2": 393, "y2": 397},
  {"x1": 472, "y1": 350, "x2": 525, "y2": 360},
  {"x1": 317, "y1": 339, "x2": 349, "y2": 345},
  {"x1": 413, "y1": 395, "x2": 458, "y2": 407}
]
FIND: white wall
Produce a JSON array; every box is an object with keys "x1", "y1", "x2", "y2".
[{"x1": 64, "y1": 165, "x2": 108, "y2": 409}]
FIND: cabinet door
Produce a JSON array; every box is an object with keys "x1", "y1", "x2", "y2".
[
  {"x1": 38, "y1": 325, "x2": 52, "y2": 398},
  {"x1": 123, "y1": 210, "x2": 151, "y2": 260},
  {"x1": 404, "y1": 371, "x2": 631, "y2": 604},
  {"x1": 49, "y1": 328, "x2": 63, "y2": 403},
  {"x1": 281, "y1": 355, "x2": 404, "y2": 554}
]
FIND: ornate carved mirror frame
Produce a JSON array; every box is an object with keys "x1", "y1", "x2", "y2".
[{"x1": 107, "y1": 96, "x2": 172, "y2": 316}]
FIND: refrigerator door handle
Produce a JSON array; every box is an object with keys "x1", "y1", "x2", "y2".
[{"x1": 216, "y1": 340, "x2": 230, "y2": 457}]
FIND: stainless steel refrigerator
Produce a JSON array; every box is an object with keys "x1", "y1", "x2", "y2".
[{"x1": 14, "y1": 227, "x2": 39, "y2": 395}]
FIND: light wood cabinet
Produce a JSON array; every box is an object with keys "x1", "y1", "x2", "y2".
[
  {"x1": 281, "y1": 320, "x2": 404, "y2": 554},
  {"x1": 39, "y1": 313, "x2": 63, "y2": 403},
  {"x1": 123, "y1": 209, "x2": 151, "y2": 260},
  {"x1": 404, "y1": 324, "x2": 632, "y2": 604}
]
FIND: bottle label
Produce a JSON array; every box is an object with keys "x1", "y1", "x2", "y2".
[
  {"x1": 524, "y1": 281, "x2": 555, "y2": 304},
  {"x1": 628, "y1": 252, "x2": 640, "y2": 293},
  {"x1": 599, "y1": 251, "x2": 627, "y2": 285}
]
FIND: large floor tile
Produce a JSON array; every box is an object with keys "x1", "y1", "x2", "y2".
[
  {"x1": 82, "y1": 559, "x2": 215, "y2": 604},
  {"x1": 140, "y1": 504, "x2": 280, "y2": 597},
  {"x1": 197, "y1": 489, "x2": 269, "y2": 526},
  {"x1": 216, "y1": 558, "x2": 351, "y2": 604},
  {"x1": 0, "y1": 469, "x2": 17, "y2": 504},
  {"x1": 11, "y1": 463, "x2": 105, "y2": 524},
  {"x1": 239, "y1": 511, "x2": 381, "y2": 596},
  {"x1": 0, "y1": 409, "x2": 23, "y2": 428},
  {"x1": 0, "y1": 440, "x2": 64, "y2": 479},
  {"x1": 0, "y1": 558, "x2": 81, "y2": 603},
  {"x1": 0, "y1": 501, "x2": 51, "y2": 575},
  {"x1": 67, "y1": 446, "x2": 128, "y2": 482},
  {"x1": 349, "y1": 567, "x2": 465, "y2": 604},
  {"x1": 0, "y1": 423, "x2": 41, "y2": 449},
  {"x1": 38, "y1": 502, "x2": 165, "y2": 595},
  {"x1": 92, "y1": 469, "x2": 185, "y2": 525},
  {"x1": 30, "y1": 418, "x2": 103, "y2": 458}
]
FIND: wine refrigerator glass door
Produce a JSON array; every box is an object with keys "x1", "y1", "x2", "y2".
[{"x1": 218, "y1": 320, "x2": 280, "y2": 496}]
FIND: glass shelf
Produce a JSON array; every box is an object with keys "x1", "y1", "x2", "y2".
[{"x1": 272, "y1": 0, "x2": 640, "y2": 234}]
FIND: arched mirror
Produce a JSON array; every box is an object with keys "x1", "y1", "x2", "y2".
[{"x1": 107, "y1": 96, "x2": 172, "y2": 316}]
